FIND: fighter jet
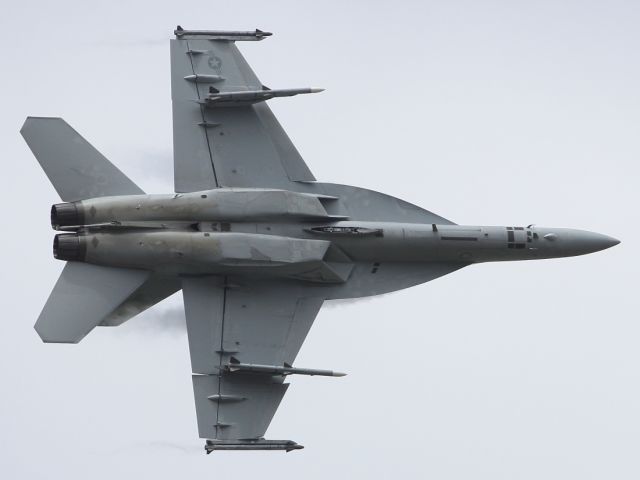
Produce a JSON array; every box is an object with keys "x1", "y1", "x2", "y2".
[{"x1": 20, "y1": 27, "x2": 619, "y2": 453}]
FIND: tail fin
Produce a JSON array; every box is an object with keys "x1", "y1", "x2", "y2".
[
  {"x1": 20, "y1": 117, "x2": 144, "y2": 201},
  {"x1": 36, "y1": 263, "x2": 150, "y2": 343}
]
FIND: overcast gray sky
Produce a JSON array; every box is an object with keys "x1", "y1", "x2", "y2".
[{"x1": 1, "y1": 1, "x2": 638, "y2": 478}]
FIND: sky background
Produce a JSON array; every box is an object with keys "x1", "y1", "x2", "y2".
[{"x1": 0, "y1": 1, "x2": 638, "y2": 478}]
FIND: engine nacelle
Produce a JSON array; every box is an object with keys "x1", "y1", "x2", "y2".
[
  {"x1": 52, "y1": 231, "x2": 352, "y2": 283},
  {"x1": 50, "y1": 188, "x2": 338, "y2": 229}
]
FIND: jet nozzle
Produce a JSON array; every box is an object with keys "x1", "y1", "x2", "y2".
[
  {"x1": 53, "y1": 233, "x2": 86, "y2": 261},
  {"x1": 51, "y1": 202, "x2": 83, "y2": 229}
]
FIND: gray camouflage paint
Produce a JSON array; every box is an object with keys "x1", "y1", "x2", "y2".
[{"x1": 19, "y1": 26, "x2": 620, "y2": 452}]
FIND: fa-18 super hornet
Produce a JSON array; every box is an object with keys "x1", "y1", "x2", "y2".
[{"x1": 21, "y1": 26, "x2": 619, "y2": 453}]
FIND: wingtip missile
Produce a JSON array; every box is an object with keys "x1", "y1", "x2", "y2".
[
  {"x1": 174, "y1": 27, "x2": 272, "y2": 41},
  {"x1": 205, "y1": 439, "x2": 303, "y2": 453}
]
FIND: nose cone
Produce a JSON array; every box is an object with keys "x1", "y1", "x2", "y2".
[
  {"x1": 539, "y1": 228, "x2": 620, "y2": 257},
  {"x1": 573, "y1": 231, "x2": 620, "y2": 254}
]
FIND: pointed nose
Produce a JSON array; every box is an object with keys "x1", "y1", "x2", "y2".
[
  {"x1": 532, "y1": 227, "x2": 620, "y2": 259},
  {"x1": 584, "y1": 232, "x2": 620, "y2": 252},
  {"x1": 564, "y1": 230, "x2": 620, "y2": 255}
]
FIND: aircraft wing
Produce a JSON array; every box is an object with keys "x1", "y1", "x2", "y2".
[
  {"x1": 182, "y1": 276, "x2": 326, "y2": 450},
  {"x1": 170, "y1": 28, "x2": 317, "y2": 193}
]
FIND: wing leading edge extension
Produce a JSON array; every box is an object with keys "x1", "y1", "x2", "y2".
[
  {"x1": 182, "y1": 276, "x2": 327, "y2": 451},
  {"x1": 170, "y1": 28, "x2": 318, "y2": 192}
]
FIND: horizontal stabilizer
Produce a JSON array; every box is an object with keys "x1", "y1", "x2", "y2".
[
  {"x1": 35, "y1": 263, "x2": 149, "y2": 343},
  {"x1": 21, "y1": 117, "x2": 144, "y2": 202},
  {"x1": 99, "y1": 274, "x2": 181, "y2": 327}
]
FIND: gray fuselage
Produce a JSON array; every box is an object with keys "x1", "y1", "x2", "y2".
[{"x1": 51, "y1": 188, "x2": 619, "y2": 285}]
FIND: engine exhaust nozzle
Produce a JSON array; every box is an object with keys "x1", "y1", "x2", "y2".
[
  {"x1": 53, "y1": 233, "x2": 85, "y2": 261},
  {"x1": 51, "y1": 202, "x2": 83, "y2": 229}
]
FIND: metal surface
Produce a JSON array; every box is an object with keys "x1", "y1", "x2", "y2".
[
  {"x1": 35, "y1": 263, "x2": 149, "y2": 343},
  {"x1": 225, "y1": 357, "x2": 346, "y2": 377},
  {"x1": 205, "y1": 439, "x2": 303, "y2": 453},
  {"x1": 174, "y1": 26, "x2": 272, "y2": 41},
  {"x1": 20, "y1": 118, "x2": 144, "y2": 202},
  {"x1": 22, "y1": 26, "x2": 620, "y2": 452}
]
